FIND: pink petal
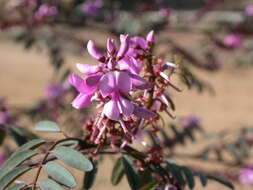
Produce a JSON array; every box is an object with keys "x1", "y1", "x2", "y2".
[
  {"x1": 129, "y1": 73, "x2": 153, "y2": 90},
  {"x1": 69, "y1": 74, "x2": 97, "y2": 94},
  {"x1": 146, "y1": 30, "x2": 155, "y2": 43},
  {"x1": 133, "y1": 106, "x2": 157, "y2": 119},
  {"x1": 130, "y1": 36, "x2": 147, "y2": 49},
  {"x1": 76, "y1": 63, "x2": 99, "y2": 75},
  {"x1": 87, "y1": 40, "x2": 103, "y2": 60},
  {"x1": 115, "y1": 71, "x2": 131, "y2": 94},
  {"x1": 71, "y1": 93, "x2": 92, "y2": 109},
  {"x1": 117, "y1": 34, "x2": 129, "y2": 58},
  {"x1": 107, "y1": 39, "x2": 116, "y2": 55},
  {"x1": 99, "y1": 72, "x2": 116, "y2": 98},
  {"x1": 86, "y1": 73, "x2": 102, "y2": 86},
  {"x1": 68, "y1": 74, "x2": 86, "y2": 93},
  {"x1": 117, "y1": 96, "x2": 134, "y2": 117},
  {"x1": 103, "y1": 99, "x2": 120, "y2": 120}
]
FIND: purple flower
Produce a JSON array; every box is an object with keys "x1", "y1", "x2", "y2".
[
  {"x1": 45, "y1": 84, "x2": 65, "y2": 99},
  {"x1": 180, "y1": 115, "x2": 201, "y2": 128},
  {"x1": 80, "y1": 0, "x2": 103, "y2": 17},
  {"x1": 68, "y1": 74, "x2": 99, "y2": 109},
  {"x1": 35, "y1": 4, "x2": 58, "y2": 20},
  {"x1": 223, "y1": 34, "x2": 242, "y2": 49},
  {"x1": 245, "y1": 5, "x2": 253, "y2": 17},
  {"x1": 239, "y1": 166, "x2": 253, "y2": 184}
]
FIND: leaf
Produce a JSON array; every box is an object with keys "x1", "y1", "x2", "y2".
[
  {"x1": 14, "y1": 139, "x2": 45, "y2": 155},
  {"x1": 0, "y1": 167, "x2": 31, "y2": 190},
  {"x1": 5, "y1": 183, "x2": 26, "y2": 190},
  {"x1": 195, "y1": 172, "x2": 207, "y2": 187},
  {"x1": 44, "y1": 161, "x2": 77, "y2": 188},
  {"x1": 83, "y1": 160, "x2": 98, "y2": 189},
  {"x1": 9, "y1": 126, "x2": 37, "y2": 146},
  {"x1": 38, "y1": 178, "x2": 64, "y2": 190},
  {"x1": 139, "y1": 181, "x2": 157, "y2": 190},
  {"x1": 35, "y1": 121, "x2": 61, "y2": 132},
  {"x1": 170, "y1": 125, "x2": 184, "y2": 145},
  {"x1": 238, "y1": 137, "x2": 250, "y2": 157},
  {"x1": 0, "y1": 150, "x2": 36, "y2": 180},
  {"x1": 206, "y1": 174, "x2": 234, "y2": 189},
  {"x1": 52, "y1": 146, "x2": 93, "y2": 172},
  {"x1": 58, "y1": 140, "x2": 79, "y2": 148},
  {"x1": 111, "y1": 158, "x2": 124, "y2": 185},
  {"x1": 122, "y1": 155, "x2": 140, "y2": 190},
  {"x1": 225, "y1": 144, "x2": 241, "y2": 162},
  {"x1": 181, "y1": 167, "x2": 195, "y2": 189},
  {"x1": 166, "y1": 161, "x2": 185, "y2": 185}
]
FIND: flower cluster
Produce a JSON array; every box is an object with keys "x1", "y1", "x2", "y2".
[{"x1": 69, "y1": 31, "x2": 179, "y2": 147}]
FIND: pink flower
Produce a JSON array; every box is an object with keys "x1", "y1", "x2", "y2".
[
  {"x1": 68, "y1": 74, "x2": 100, "y2": 109},
  {"x1": 245, "y1": 5, "x2": 253, "y2": 17},
  {"x1": 99, "y1": 71, "x2": 134, "y2": 120},
  {"x1": 35, "y1": 4, "x2": 58, "y2": 20},
  {"x1": 239, "y1": 166, "x2": 253, "y2": 184},
  {"x1": 45, "y1": 84, "x2": 65, "y2": 99},
  {"x1": 223, "y1": 34, "x2": 242, "y2": 49}
]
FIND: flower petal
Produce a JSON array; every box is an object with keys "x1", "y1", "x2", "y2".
[
  {"x1": 71, "y1": 93, "x2": 92, "y2": 109},
  {"x1": 118, "y1": 96, "x2": 134, "y2": 117},
  {"x1": 68, "y1": 74, "x2": 86, "y2": 93},
  {"x1": 87, "y1": 40, "x2": 104, "y2": 60},
  {"x1": 133, "y1": 106, "x2": 157, "y2": 119},
  {"x1": 103, "y1": 99, "x2": 120, "y2": 120},
  {"x1": 86, "y1": 73, "x2": 102, "y2": 86},
  {"x1": 99, "y1": 72, "x2": 115, "y2": 98},
  {"x1": 129, "y1": 73, "x2": 153, "y2": 90},
  {"x1": 115, "y1": 71, "x2": 131, "y2": 94},
  {"x1": 76, "y1": 63, "x2": 99, "y2": 75}
]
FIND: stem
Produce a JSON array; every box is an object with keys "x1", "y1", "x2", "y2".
[{"x1": 31, "y1": 138, "x2": 81, "y2": 190}]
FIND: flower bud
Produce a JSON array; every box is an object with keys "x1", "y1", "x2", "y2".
[
  {"x1": 106, "y1": 39, "x2": 116, "y2": 56},
  {"x1": 87, "y1": 40, "x2": 104, "y2": 61},
  {"x1": 146, "y1": 30, "x2": 155, "y2": 46},
  {"x1": 117, "y1": 34, "x2": 129, "y2": 59}
]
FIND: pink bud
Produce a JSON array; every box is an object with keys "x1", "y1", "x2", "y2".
[
  {"x1": 117, "y1": 34, "x2": 130, "y2": 59},
  {"x1": 107, "y1": 39, "x2": 116, "y2": 56},
  {"x1": 87, "y1": 40, "x2": 104, "y2": 61},
  {"x1": 146, "y1": 30, "x2": 155, "y2": 45}
]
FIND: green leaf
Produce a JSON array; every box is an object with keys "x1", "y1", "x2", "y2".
[
  {"x1": 181, "y1": 167, "x2": 195, "y2": 189},
  {"x1": 195, "y1": 172, "x2": 207, "y2": 187},
  {"x1": 206, "y1": 174, "x2": 234, "y2": 189},
  {"x1": 83, "y1": 160, "x2": 98, "y2": 189},
  {"x1": 170, "y1": 125, "x2": 184, "y2": 145},
  {"x1": 111, "y1": 158, "x2": 124, "y2": 185},
  {"x1": 38, "y1": 178, "x2": 64, "y2": 190},
  {"x1": 9, "y1": 126, "x2": 37, "y2": 146},
  {"x1": 5, "y1": 183, "x2": 26, "y2": 190},
  {"x1": 225, "y1": 144, "x2": 241, "y2": 162},
  {"x1": 57, "y1": 140, "x2": 79, "y2": 148},
  {"x1": 0, "y1": 166, "x2": 31, "y2": 190},
  {"x1": 140, "y1": 181, "x2": 158, "y2": 190},
  {"x1": 52, "y1": 146, "x2": 93, "y2": 172},
  {"x1": 35, "y1": 121, "x2": 61, "y2": 132},
  {"x1": 44, "y1": 161, "x2": 77, "y2": 188},
  {"x1": 0, "y1": 150, "x2": 36, "y2": 180},
  {"x1": 166, "y1": 161, "x2": 185, "y2": 185},
  {"x1": 14, "y1": 139, "x2": 45, "y2": 155},
  {"x1": 122, "y1": 156, "x2": 140, "y2": 190},
  {"x1": 238, "y1": 137, "x2": 250, "y2": 157}
]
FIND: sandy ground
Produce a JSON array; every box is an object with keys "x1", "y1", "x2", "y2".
[{"x1": 1, "y1": 30, "x2": 253, "y2": 190}]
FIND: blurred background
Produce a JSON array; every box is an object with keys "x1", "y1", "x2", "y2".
[{"x1": 1, "y1": 0, "x2": 253, "y2": 189}]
